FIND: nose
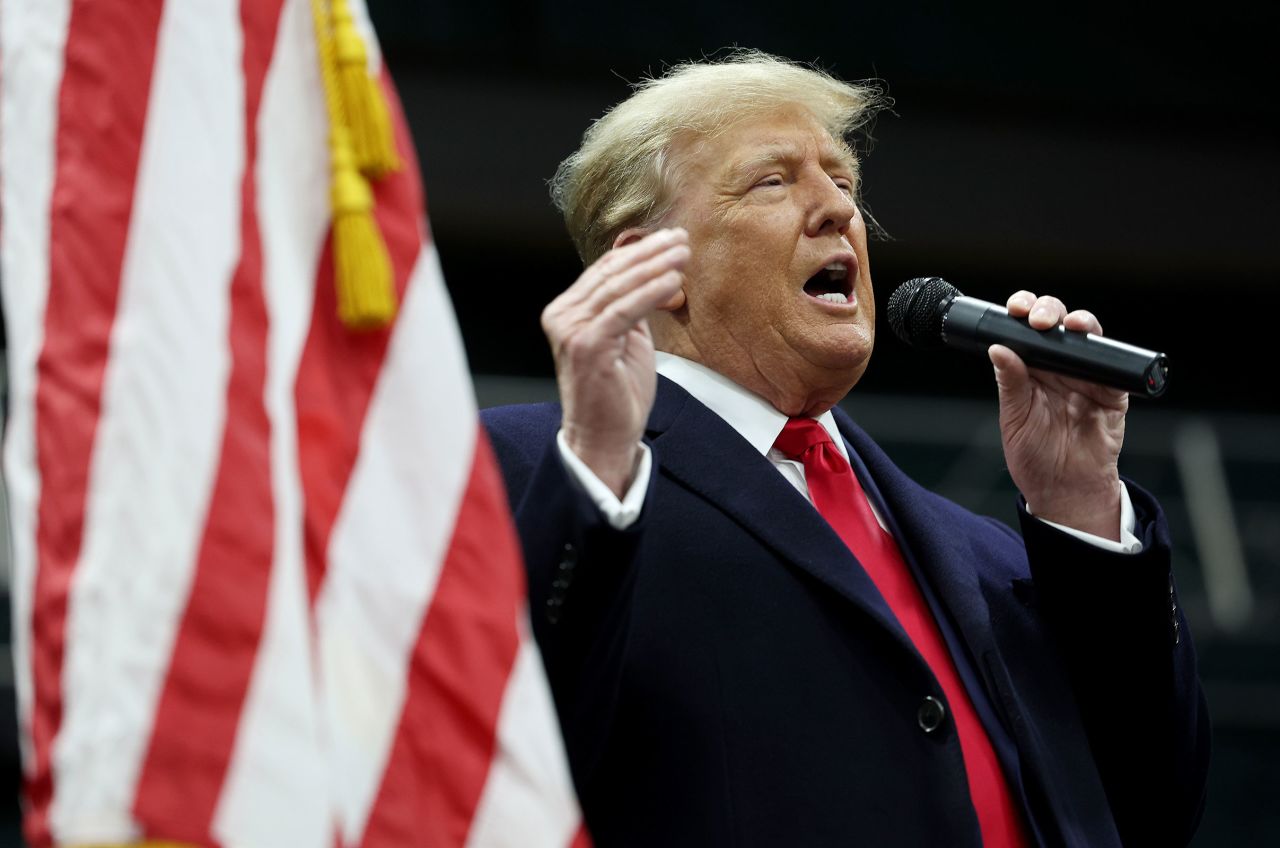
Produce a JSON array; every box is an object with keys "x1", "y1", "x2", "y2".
[{"x1": 803, "y1": 171, "x2": 857, "y2": 238}]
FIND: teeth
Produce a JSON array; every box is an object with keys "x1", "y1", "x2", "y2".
[
  {"x1": 817, "y1": 292, "x2": 848, "y2": 304},
  {"x1": 824, "y1": 262, "x2": 847, "y2": 274}
]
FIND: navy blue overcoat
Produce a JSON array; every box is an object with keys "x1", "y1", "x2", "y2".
[{"x1": 482, "y1": 377, "x2": 1209, "y2": 847}]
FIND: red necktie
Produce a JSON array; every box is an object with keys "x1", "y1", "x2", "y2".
[{"x1": 774, "y1": 417, "x2": 1029, "y2": 847}]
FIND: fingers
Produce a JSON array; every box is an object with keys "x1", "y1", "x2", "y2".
[
  {"x1": 1005, "y1": 291, "x2": 1104, "y2": 335},
  {"x1": 594, "y1": 269, "x2": 684, "y2": 337},
  {"x1": 1063, "y1": 309, "x2": 1103, "y2": 336},
  {"x1": 1006, "y1": 290, "x2": 1063, "y2": 324},
  {"x1": 542, "y1": 227, "x2": 690, "y2": 360},
  {"x1": 580, "y1": 241, "x2": 690, "y2": 317},
  {"x1": 1005, "y1": 290, "x2": 1037, "y2": 315},
  {"x1": 556, "y1": 227, "x2": 689, "y2": 310}
]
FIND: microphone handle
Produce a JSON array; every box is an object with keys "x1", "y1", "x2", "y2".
[{"x1": 942, "y1": 296, "x2": 1169, "y2": 397}]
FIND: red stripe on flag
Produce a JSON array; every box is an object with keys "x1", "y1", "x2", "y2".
[
  {"x1": 129, "y1": 1, "x2": 285, "y2": 840},
  {"x1": 570, "y1": 823, "x2": 595, "y2": 848},
  {"x1": 358, "y1": 430, "x2": 525, "y2": 847},
  {"x1": 25, "y1": 1, "x2": 166, "y2": 843},
  {"x1": 295, "y1": 69, "x2": 424, "y2": 605}
]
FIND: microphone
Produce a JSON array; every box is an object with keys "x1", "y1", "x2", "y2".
[{"x1": 886, "y1": 277, "x2": 1168, "y2": 398}]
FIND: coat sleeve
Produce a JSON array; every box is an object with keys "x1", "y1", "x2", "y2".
[
  {"x1": 1018, "y1": 480, "x2": 1211, "y2": 846},
  {"x1": 483, "y1": 406, "x2": 654, "y2": 784}
]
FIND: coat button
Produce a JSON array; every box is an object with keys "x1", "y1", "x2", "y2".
[{"x1": 917, "y1": 696, "x2": 946, "y2": 733}]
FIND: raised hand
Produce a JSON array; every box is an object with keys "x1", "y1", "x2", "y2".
[
  {"x1": 988, "y1": 291, "x2": 1129, "y2": 540},
  {"x1": 541, "y1": 228, "x2": 690, "y2": 497}
]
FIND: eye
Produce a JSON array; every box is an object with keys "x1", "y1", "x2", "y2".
[
  {"x1": 831, "y1": 176, "x2": 855, "y2": 196},
  {"x1": 753, "y1": 174, "x2": 785, "y2": 189}
]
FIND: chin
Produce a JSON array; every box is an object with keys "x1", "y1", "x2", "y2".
[{"x1": 807, "y1": 327, "x2": 874, "y2": 374}]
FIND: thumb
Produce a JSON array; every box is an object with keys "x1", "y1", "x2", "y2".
[{"x1": 989, "y1": 343, "x2": 1031, "y2": 406}]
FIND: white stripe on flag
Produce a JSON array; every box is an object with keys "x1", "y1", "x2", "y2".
[
  {"x1": 465, "y1": 633, "x2": 582, "y2": 848},
  {"x1": 347, "y1": 0, "x2": 383, "y2": 72},
  {"x1": 212, "y1": 0, "x2": 333, "y2": 842},
  {"x1": 316, "y1": 244, "x2": 476, "y2": 844},
  {"x1": 0, "y1": 0, "x2": 74, "y2": 778},
  {"x1": 49, "y1": 1, "x2": 243, "y2": 839}
]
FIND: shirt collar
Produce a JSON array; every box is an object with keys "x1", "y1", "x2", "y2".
[{"x1": 654, "y1": 352, "x2": 849, "y2": 461}]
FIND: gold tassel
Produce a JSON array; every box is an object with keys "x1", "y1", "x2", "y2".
[
  {"x1": 312, "y1": 0, "x2": 398, "y2": 329},
  {"x1": 331, "y1": 0, "x2": 400, "y2": 178},
  {"x1": 327, "y1": 130, "x2": 391, "y2": 327},
  {"x1": 330, "y1": 130, "x2": 396, "y2": 328}
]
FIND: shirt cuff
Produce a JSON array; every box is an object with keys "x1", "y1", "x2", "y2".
[
  {"x1": 556, "y1": 429, "x2": 651, "y2": 530},
  {"x1": 1030, "y1": 483, "x2": 1143, "y2": 554}
]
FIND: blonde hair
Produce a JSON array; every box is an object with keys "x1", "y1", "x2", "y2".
[{"x1": 550, "y1": 50, "x2": 885, "y2": 265}]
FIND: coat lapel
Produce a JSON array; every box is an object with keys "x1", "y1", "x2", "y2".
[
  {"x1": 645, "y1": 377, "x2": 1005, "y2": 679},
  {"x1": 646, "y1": 378, "x2": 920, "y2": 657}
]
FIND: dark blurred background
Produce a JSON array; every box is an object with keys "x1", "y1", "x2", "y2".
[
  {"x1": 2, "y1": 0, "x2": 1277, "y2": 843},
  {"x1": 386, "y1": 0, "x2": 1279, "y2": 417}
]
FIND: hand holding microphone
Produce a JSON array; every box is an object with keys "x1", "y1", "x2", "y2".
[
  {"x1": 887, "y1": 277, "x2": 1168, "y2": 398},
  {"x1": 888, "y1": 278, "x2": 1147, "y2": 539}
]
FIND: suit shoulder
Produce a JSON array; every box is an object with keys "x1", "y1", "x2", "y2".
[
  {"x1": 481, "y1": 401, "x2": 563, "y2": 473},
  {"x1": 482, "y1": 400, "x2": 562, "y2": 439}
]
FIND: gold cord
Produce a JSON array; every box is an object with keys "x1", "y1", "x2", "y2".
[{"x1": 310, "y1": 0, "x2": 397, "y2": 329}]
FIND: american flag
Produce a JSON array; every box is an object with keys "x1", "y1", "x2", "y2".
[{"x1": 1, "y1": 0, "x2": 583, "y2": 845}]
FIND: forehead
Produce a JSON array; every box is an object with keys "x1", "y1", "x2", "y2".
[{"x1": 685, "y1": 108, "x2": 856, "y2": 178}]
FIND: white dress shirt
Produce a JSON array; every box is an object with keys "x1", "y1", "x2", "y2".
[{"x1": 557, "y1": 351, "x2": 1141, "y2": 554}]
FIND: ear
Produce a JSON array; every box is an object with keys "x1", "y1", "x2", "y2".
[{"x1": 612, "y1": 227, "x2": 650, "y2": 249}]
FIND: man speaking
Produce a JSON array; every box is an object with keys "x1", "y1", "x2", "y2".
[{"x1": 482, "y1": 51, "x2": 1209, "y2": 846}]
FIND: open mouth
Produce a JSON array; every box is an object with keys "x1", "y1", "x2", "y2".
[{"x1": 802, "y1": 260, "x2": 855, "y2": 305}]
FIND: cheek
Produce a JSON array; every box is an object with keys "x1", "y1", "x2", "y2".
[
  {"x1": 687, "y1": 214, "x2": 798, "y2": 320},
  {"x1": 693, "y1": 235, "x2": 756, "y2": 303}
]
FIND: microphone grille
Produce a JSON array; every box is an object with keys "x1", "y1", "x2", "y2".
[{"x1": 886, "y1": 277, "x2": 960, "y2": 348}]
